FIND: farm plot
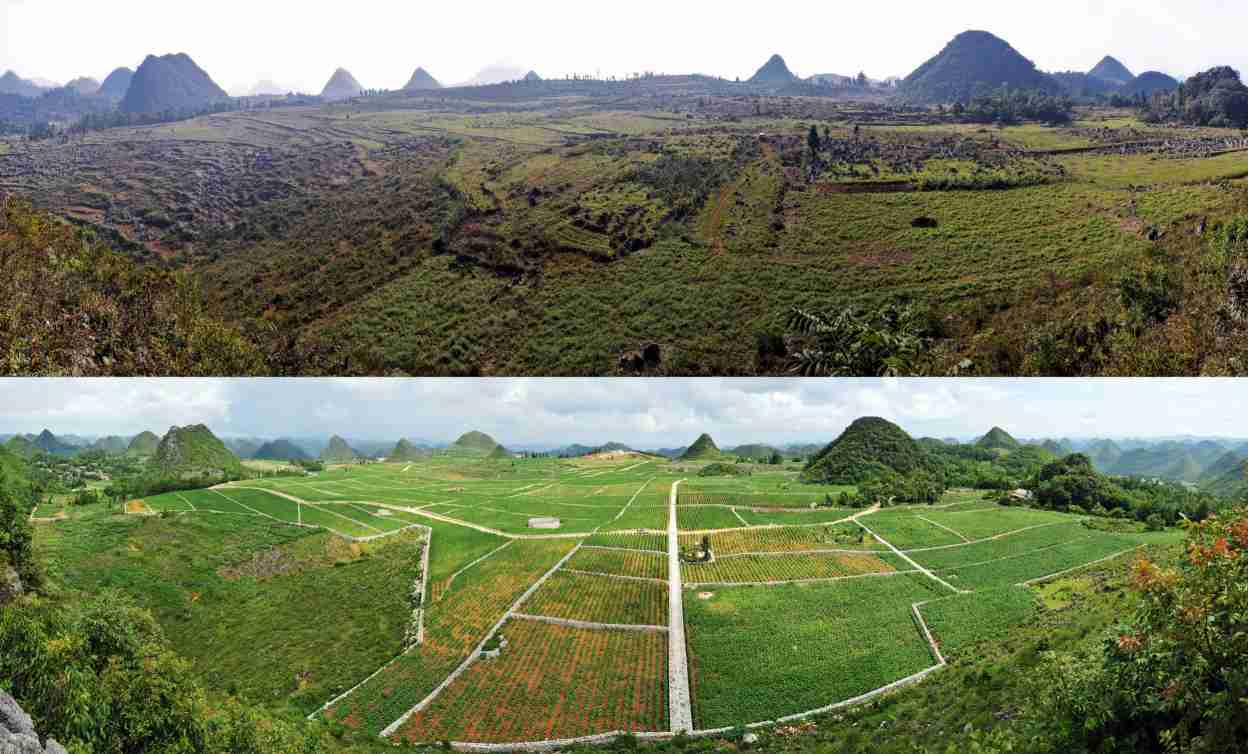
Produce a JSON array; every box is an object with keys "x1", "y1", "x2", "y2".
[
  {"x1": 568, "y1": 547, "x2": 667, "y2": 580},
  {"x1": 863, "y1": 512, "x2": 967, "y2": 549},
  {"x1": 315, "y1": 502, "x2": 415, "y2": 532},
  {"x1": 299, "y1": 504, "x2": 388, "y2": 538},
  {"x1": 934, "y1": 536, "x2": 1144, "y2": 590},
  {"x1": 917, "y1": 587, "x2": 1038, "y2": 661},
  {"x1": 918, "y1": 507, "x2": 1073, "y2": 541},
  {"x1": 583, "y1": 532, "x2": 667, "y2": 552},
  {"x1": 678, "y1": 492, "x2": 850, "y2": 508},
  {"x1": 601, "y1": 504, "x2": 670, "y2": 532},
  {"x1": 520, "y1": 571, "x2": 668, "y2": 627},
  {"x1": 908, "y1": 521, "x2": 1088, "y2": 567},
  {"x1": 734, "y1": 507, "x2": 859, "y2": 526},
  {"x1": 677, "y1": 506, "x2": 749, "y2": 531},
  {"x1": 681, "y1": 525, "x2": 882, "y2": 556},
  {"x1": 685, "y1": 574, "x2": 945, "y2": 729},
  {"x1": 210, "y1": 488, "x2": 303, "y2": 523},
  {"x1": 682, "y1": 552, "x2": 904, "y2": 585},
  {"x1": 391, "y1": 618, "x2": 668, "y2": 743},
  {"x1": 320, "y1": 538, "x2": 577, "y2": 735}
]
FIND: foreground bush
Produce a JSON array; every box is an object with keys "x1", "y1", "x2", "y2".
[
  {"x1": 1027, "y1": 508, "x2": 1248, "y2": 753},
  {"x1": 0, "y1": 193, "x2": 265, "y2": 375},
  {"x1": 0, "y1": 590, "x2": 324, "y2": 754}
]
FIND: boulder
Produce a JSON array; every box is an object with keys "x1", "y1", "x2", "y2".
[
  {"x1": 0, "y1": 564, "x2": 21, "y2": 605},
  {"x1": 0, "y1": 691, "x2": 67, "y2": 754}
]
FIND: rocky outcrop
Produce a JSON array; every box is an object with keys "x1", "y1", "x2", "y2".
[
  {"x1": 0, "y1": 563, "x2": 21, "y2": 605},
  {"x1": 0, "y1": 691, "x2": 68, "y2": 754}
]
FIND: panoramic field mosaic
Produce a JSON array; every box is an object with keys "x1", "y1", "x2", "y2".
[{"x1": 32, "y1": 451, "x2": 1182, "y2": 746}]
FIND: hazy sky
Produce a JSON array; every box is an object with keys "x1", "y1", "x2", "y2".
[
  {"x1": 0, "y1": 0, "x2": 1235, "y2": 93},
  {"x1": 0, "y1": 379, "x2": 1244, "y2": 448}
]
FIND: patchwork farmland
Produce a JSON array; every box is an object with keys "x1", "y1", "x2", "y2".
[{"x1": 39, "y1": 454, "x2": 1182, "y2": 748}]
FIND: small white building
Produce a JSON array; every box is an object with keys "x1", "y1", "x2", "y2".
[
  {"x1": 528, "y1": 517, "x2": 561, "y2": 530},
  {"x1": 1009, "y1": 489, "x2": 1034, "y2": 502}
]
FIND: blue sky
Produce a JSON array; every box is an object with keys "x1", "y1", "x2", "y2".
[
  {"x1": 0, "y1": 379, "x2": 1244, "y2": 448},
  {"x1": 0, "y1": 0, "x2": 1229, "y2": 93}
]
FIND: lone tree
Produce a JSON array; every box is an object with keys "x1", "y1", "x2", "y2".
[{"x1": 807, "y1": 124, "x2": 821, "y2": 154}]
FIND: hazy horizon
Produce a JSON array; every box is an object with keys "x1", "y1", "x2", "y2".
[
  {"x1": 1, "y1": 0, "x2": 1235, "y2": 95},
  {"x1": 2, "y1": 379, "x2": 1246, "y2": 450}
]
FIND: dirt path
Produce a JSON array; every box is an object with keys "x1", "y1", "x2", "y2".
[{"x1": 667, "y1": 479, "x2": 694, "y2": 734}]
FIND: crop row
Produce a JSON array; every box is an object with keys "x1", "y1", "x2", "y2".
[
  {"x1": 918, "y1": 507, "x2": 1071, "y2": 541},
  {"x1": 393, "y1": 618, "x2": 668, "y2": 743},
  {"x1": 677, "y1": 493, "x2": 830, "y2": 508},
  {"x1": 934, "y1": 537, "x2": 1138, "y2": 590},
  {"x1": 676, "y1": 506, "x2": 747, "y2": 531},
  {"x1": 685, "y1": 574, "x2": 944, "y2": 729},
  {"x1": 916, "y1": 587, "x2": 1039, "y2": 661},
  {"x1": 568, "y1": 548, "x2": 668, "y2": 580},
  {"x1": 908, "y1": 522, "x2": 1087, "y2": 568},
  {"x1": 322, "y1": 539, "x2": 578, "y2": 734},
  {"x1": 583, "y1": 532, "x2": 668, "y2": 552},
  {"x1": 681, "y1": 552, "x2": 902, "y2": 585},
  {"x1": 521, "y1": 571, "x2": 668, "y2": 627},
  {"x1": 679, "y1": 525, "x2": 881, "y2": 556}
]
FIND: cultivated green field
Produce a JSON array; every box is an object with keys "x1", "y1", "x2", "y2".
[{"x1": 33, "y1": 455, "x2": 1183, "y2": 745}]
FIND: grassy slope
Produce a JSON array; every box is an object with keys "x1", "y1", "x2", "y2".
[{"x1": 35, "y1": 511, "x2": 426, "y2": 713}]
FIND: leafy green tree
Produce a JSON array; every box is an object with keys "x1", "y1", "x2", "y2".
[
  {"x1": 787, "y1": 304, "x2": 931, "y2": 376},
  {"x1": 1028, "y1": 510, "x2": 1248, "y2": 753}
]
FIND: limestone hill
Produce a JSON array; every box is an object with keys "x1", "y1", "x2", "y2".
[
  {"x1": 1039, "y1": 439, "x2": 1069, "y2": 457},
  {"x1": 120, "y1": 53, "x2": 228, "y2": 114},
  {"x1": 976, "y1": 427, "x2": 1021, "y2": 453},
  {"x1": 3, "y1": 436, "x2": 38, "y2": 458},
  {"x1": 30, "y1": 430, "x2": 78, "y2": 456},
  {"x1": 1201, "y1": 451, "x2": 1248, "y2": 497},
  {"x1": 148, "y1": 425, "x2": 243, "y2": 481},
  {"x1": 749, "y1": 55, "x2": 799, "y2": 85},
  {"x1": 802, "y1": 417, "x2": 932, "y2": 484},
  {"x1": 97, "y1": 67, "x2": 134, "y2": 99},
  {"x1": 1088, "y1": 56, "x2": 1135, "y2": 86},
  {"x1": 452, "y1": 431, "x2": 504, "y2": 455},
  {"x1": 680, "y1": 434, "x2": 722, "y2": 461},
  {"x1": 404, "y1": 67, "x2": 442, "y2": 91},
  {"x1": 253, "y1": 439, "x2": 310, "y2": 461},
  {"x1": 89, "y1": 436, "x2": 130, "y2": 455},
  {"x1": 65, "y1": 77, "x2": 101, "y2": 95},
  {"x1": 902, "y1": 30, "x2": 1062, "y2": 102},
  {"x1": 729, "y1": 444, "x2": 780, "y2": 461},
  {"x1": 320, "y1": 68, "x2": 363, "y2": 101},
  {"x1": 320, "y1": 435, "x2": 359, "y2": 463},
  {"x1": 1120, "y1": 71, "x2": 1179, "y2": 97},
  {"x1": 0, "y1": 71, "x2": 49, "y2": 97},
  {"x1": 126, "y1": 431, "x2": 161, "y2": 456},
  {"x1": 390, "y1": 438, "x2": 428, "y2": 461}
]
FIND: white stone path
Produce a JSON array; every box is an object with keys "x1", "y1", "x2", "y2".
[{"x1": 667, "y1": 479, "x2": 693, "y2": 733}]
